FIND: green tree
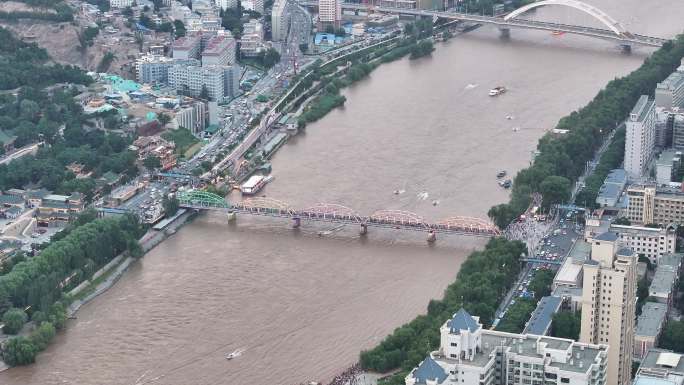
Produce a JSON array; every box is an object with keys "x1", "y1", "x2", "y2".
[
  {"x1": 199, "y1": 85, "x2": 210, "y2": 100},
  {"x1": 173, "y1": 20, "x2": 186, "y2": 38},
  {"x1": 260, "y1": 48, "x2": 281, "y2": 69},
  {"x1": 661, "y1": 321, "x2": 684, "y2": 353},
  {"x1": 30, "y1": 322, "x2": 56, "y2": 350},
  {"x1": 551, "y1": 311, "x2": 580, "y2": 340},
  {"x1": 2, "y1": 336, "x2": 37, "y2": 366},
  {"x1": 163, "y1": 195, "x2": 179, "y2": 216},
  {"x1": 528, "y1": 269, "x2": 554, "y2": 298},
  {"x1": 2, "y1": 308, "x2": 28, "y2": 334},
  {"x1": 613, "y1": 217, "x2": 631, "y2": 225},
  {"x1": 157, "y1": 112, "x2": 171, "y2": 127},
  {"x1": 539, "y1": 175, "x2": 571, "y2": 207},
  {"x1": 143, "y1": 155, "x2": 161, "y2": 170}
]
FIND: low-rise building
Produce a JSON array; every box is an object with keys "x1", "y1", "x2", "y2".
[
  {"x1": 522, "y1": 295, "x2": 562, "y2": 336},
  {"x1": 648, "y1": 253, "x2": 683, "y2": 306},
  {"x1": 634, "y1": 302, "x2": 668, "y2": 360},
  {"x1": 0, "y1": 194, "x2": 25, "y2": 208},
  {"x1": 633, "y1": 349, "x2": 684, "y2": 385},
  {"x1": 405, "y1": 308, "x2": 608, "y2": 385},
  {"x1": 107, "y1": 184, "x2": 143, "y2": 206},
  {"x1": 37, "y1": 193, "x2": 84, "y2": 227},
  {"x1": 110, "y1": 0, "x2": 133, "y2": 8},
  {"x1": 626, "y1": 185, "x2": 684, "y2": 226},
  {"x1": 596, "y1": 169, "x2": 627, "y2": 207},
  {"x1": 609, "y1": 224, "x2": 677, "y2": 265},
  {"x1": 136, "y1": 54, "x2": 174, "y2": 84}
]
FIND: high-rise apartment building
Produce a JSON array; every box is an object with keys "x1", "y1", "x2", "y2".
[
  {"x1": 318, "y1": 0, "x2": 341, "y2": 28},
  {"x1": 201, "y1": 35, "x2": 236, "y2": 66},
  {"x1": 216, "y1": 0, "x2": 238, "y2": 10},
  {"x1": 404, "y1": 309, "x2": 609, "y2": 385},
  {"x1": 271, "y1": 0, "x2": 289, "y2": 42},
  {"x1": 673, "y1": 113, "x2": 684, "y2": 152},
  {"x1": 172, "y1": 33, "x2": 202, "y2": 60},
  {"x1": 242, "y1": 0, "x2": 264, "y2": 14},
  {"x1": 655, "y1": 59, "x2": 684, "y2": 111},
  {"x1": 579, "y1": 232, "x2": 637, "y2": 385},
  {"x1": 624, "y1": 95, "x2": 656, "y2": 179}
]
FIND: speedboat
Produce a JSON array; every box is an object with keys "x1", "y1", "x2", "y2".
[
  {"x1": 489, "y1": 86, "x2": 506, "y2": 96},
  {"x1": 226, "y1": 349, "x2": 243, "y2": 360},
  {"x1": 497, "y1": 170, "x2": 507, "y2": 178}
]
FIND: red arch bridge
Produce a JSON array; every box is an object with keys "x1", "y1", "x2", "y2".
[{"x1": 176, "y1": 190, "x2": 501, "y2": 240}]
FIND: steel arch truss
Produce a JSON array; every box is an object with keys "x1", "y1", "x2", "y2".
[
  {"x1": 177, "y1": 190, "x2": 230, "y2": 209},
  {"x1": 369, "y1": 209, "x2": 427, "y2": 228},
  {"x1": 300, "y1": 203, "x2": 362, "y2": 222},
  {"x1": 435, "y1": 216, "x2": 501, "y2": 236},
  {"x1": 504, "y1": 0, "x2": 628, "y2": 37},
  {"x1": 237, "y1": 197, "x2": 294, "y2": 215}
]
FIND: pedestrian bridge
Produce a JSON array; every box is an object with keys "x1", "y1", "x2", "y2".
[
  {"x1": 298, "y1": 0, "x2": 667, "y2": 48},
  {"x1": 176, "y1": 190, "x2": 501, "y2": 239}
]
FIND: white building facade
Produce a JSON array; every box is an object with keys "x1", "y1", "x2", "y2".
[
  {"x1": 624, "y1": 95, "x2": 656, "y2": 179},
  {"x1": 271, "y1": 0, "x2": 289, "y2": 42},
  {"x1": 609, "y1": 224, "x2": 676, "y2": 265},
  {"x1": 405, "y1": 308, "x2": 608, "y2": 385},
  {"x1": 318, "y1": 0, "x2": 341, "y2": 28}
]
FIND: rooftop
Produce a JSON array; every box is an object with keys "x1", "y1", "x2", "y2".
[
  {"x1": 411, "y1": 356, "x2": 447, "y2": 384},
  {"x1": 650, "y1": 268, "x2": 677, "y2": 295},
  {"x1": 630, "y1": 95, "x2": 655, "y2": 123},
  {"x1": 434, "y1": 330, "x2": 605, "y2": 373},
  {"x1": 636, "y1": 302, "x2": 668, "y2": 337},
  {"x1": 554, "y1": 257, "x2": 583, "y2": 284},
  {"x1": 594, "y1": 231, "x2": 618, "y2": 242},
  {"x1": 635, "y1": 349, "x2": 684, "y2": 385},
  {"x1": 657, "y1": 71, "x2": 684, "y2": 93},
  {"x1": 448, "y1": 308, "x2": 480, "y2": 333},
  {"x1": 568, "y1": 240, "x2": 591, "y2": 262},
  {"x1": 660, "y1": 253, "x2": 684, "y2": 269},
  {"x1": 523, "y1": 296, "x2": 562, "y2": 336}
]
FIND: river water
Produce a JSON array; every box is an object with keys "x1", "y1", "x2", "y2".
[{"x1": 3, "y1": 2, "x2": 683, "y2": 384}]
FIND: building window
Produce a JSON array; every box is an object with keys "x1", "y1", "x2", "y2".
[{"x1": 561, "y1": 378, "x2": 570, "y2": 383}]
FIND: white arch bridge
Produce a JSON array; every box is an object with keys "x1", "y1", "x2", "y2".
[
  {"x1": 298, "y1": 0, "x2": 667, "y2": 49},
  {"x1": 176, "y1": 190, "x2": 502, "y2": 241}
]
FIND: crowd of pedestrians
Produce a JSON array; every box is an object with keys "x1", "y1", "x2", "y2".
[
  {"x1": 327, "y1": 363, "x2": 363, "y2": 385},
  {"x1": 504, "y1": 193, "x2": 558, "y2": 255}
]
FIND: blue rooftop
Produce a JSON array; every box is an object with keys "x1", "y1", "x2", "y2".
[
  {"x1": 448, "y1": 308, "x2": 479, "y2": 333},
  {"x1": 523, "y1": 296, "x2": 562, "y2": 336},
  {"x1": 413, "y1": 356, "x2": 447, "y2": 384}
]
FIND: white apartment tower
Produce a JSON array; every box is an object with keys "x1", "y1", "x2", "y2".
[
  {"x1": 216, "y1": 0, "x2": 238, "y2": 10},
  {"x1": 271, "y1": 0, "x2": 289, "y2": 42},
  {"x1": 318, "y1": 0, "x2": 341, "y2": 28},
  {"x1": 579, "y1": 232, "x2": 637, "y2": 385},
  {"x1": 405, "y1": 308, "x2": 609, "y2": 385},
  {"x1": 655, "y1": 59, "x2": 684, "y2": 111},
  {"x1": 624, "y1": 95, "x2": 656, "y2": 179}
]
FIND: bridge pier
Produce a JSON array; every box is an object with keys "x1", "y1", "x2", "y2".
[
  {"x1": 226, "y1": 211, "x2": 237, "y2": 221},
  {"x1": 499, "y1": 28, "x2": 510, "y2": 39},
  {"x1": 427, "y1": 230, "x2": 437, "y2": 243},
  {"x1": 292, "y1": 217, "x2": 301, "y2": 229},
  {"x1": 359, "y1": 223, "x2": 368, "y2": 235}
]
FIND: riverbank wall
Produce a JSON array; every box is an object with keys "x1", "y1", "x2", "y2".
[{"x1": 65, "y1": 209, "x2": 196, "y2": 318}]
